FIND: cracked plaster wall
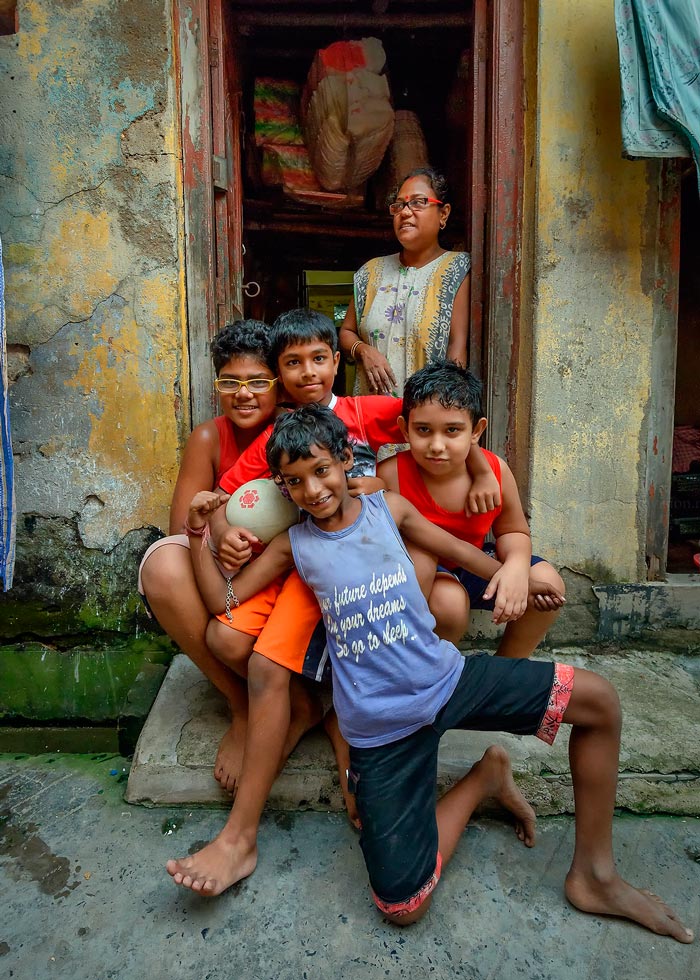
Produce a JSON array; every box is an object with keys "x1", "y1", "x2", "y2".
[
  {"x1": 0, "y1": 0, "x2": 185, "y2": 637},
  {"x1": 526, "y1": 0, "x2": 669, "y2": 584}
]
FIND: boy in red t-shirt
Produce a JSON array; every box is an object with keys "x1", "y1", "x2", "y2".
[{"x1": 379, "y1": 359, "x2": 565, "y2": 655}]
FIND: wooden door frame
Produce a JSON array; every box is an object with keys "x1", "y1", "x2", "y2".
[
  {"x1": 175, "y1": 0, "x2": 243, "y2": 427},
  {"x1": 175, "y1": 0, "x2": 526, "y2": 445},
  {"x1": 645, "y1": 160, "x2": 682, "y2": 579},
  {"x1": 479, "y1": 0, "x2": 525, "y2": 466}
]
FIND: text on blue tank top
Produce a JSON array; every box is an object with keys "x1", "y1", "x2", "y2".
[{"x1": 289, "y1": 492, "x2": 464, "y2": 748}]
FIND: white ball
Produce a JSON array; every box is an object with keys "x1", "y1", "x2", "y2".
[{"x1": 225, "y1": 478, "x2": 300, "y2": 543}]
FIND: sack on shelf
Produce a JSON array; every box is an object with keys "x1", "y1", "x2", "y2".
[{"x1": 302, "y1": 38, "x2": 394, "y2": 192}]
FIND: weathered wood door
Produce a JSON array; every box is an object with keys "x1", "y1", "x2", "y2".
[{"x1": 177, "y1": 0, "x2": 243, "y2": 425}]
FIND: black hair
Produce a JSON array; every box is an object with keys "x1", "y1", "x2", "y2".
[
  {"x1": 266, "y1": 404, "x2": 352, "y2": 476},
  {"x1": 269, "y1": 308, "x2": 338, "y2": 366},
  {"x1": 388, "y1": 167, "x2": 451, "y2": 207},
  {"x1": 402, "y1": 360, "x2": 484, "y2": 424},
  {"x1": 210, "y1": 319, "x2": 273, "y2": 376}
]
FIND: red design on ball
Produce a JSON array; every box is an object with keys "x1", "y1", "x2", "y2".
[{"x1": 239, "y1": 489, "x2": 260, "y2": 509}]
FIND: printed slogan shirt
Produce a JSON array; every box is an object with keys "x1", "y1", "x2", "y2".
[{"x1": 289, "y1": 492, "x2": 464, "y2": 748}]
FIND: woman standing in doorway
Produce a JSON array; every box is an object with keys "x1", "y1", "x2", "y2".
[{"x1": 339, "y1": 168, "x2": 470, "y2": 395}]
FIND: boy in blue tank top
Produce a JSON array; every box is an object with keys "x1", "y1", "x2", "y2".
[{"x1": 170, "y1": 405, "x2": 692, "y2": 945}]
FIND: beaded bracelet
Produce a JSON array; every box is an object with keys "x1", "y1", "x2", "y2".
[{"x1": 225, "y1": 576, "x2": 240, "y2": 622}]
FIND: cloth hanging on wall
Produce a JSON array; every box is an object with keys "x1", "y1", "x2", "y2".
[
  {"x1": 0, "y1": 235, "x2": 16, "y2": 590},
  {"x1": 615, "y1": 0, "x2": 700, "y2": 189}
]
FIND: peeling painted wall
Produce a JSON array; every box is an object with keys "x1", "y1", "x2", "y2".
[
  {"x1": 0, "y1": 0, "x2": 687, "y2": 678},
  {"x1": 526, "y1": 0, "x2": 676, "y2": 584},
  {"x1": 0, "y1": 0, "x2": 186, "y2": 643}
]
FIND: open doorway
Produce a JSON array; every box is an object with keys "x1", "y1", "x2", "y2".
[
  {"x1": 668, "y1": 170, "x2": 700, "y2": 574},
  {"x1": 233, "y1": 5, "x2": 473, "y2": 317},
  {"x1": 177, "y1": 0, "x2": 525, "y2": 446}
]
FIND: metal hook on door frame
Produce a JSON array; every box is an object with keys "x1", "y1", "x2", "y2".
[{"x1": 240, "y1": 242, "x2": 260, "y2": 297}]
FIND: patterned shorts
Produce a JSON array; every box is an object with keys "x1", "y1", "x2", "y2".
[{"x1": 348, "y1": 654, "x2": 574, "y2": 914}]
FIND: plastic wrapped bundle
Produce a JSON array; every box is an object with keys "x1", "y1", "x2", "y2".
[
  {"x1": 261, "y1": 144, "x2": 320, "y2": 193},
  {"x1": 254, "y1": 78, "x2": 304, "y2": 146},
  {"x1": 302, "y1": 38, "x2": 394, "y2": 191},
  {"x1": 261, "y1": 143, "x2": 364, "y2": 208}
]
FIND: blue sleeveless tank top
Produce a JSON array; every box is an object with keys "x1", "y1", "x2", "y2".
[{"x1": 289, "y1": 492, "x2": 464, "y2": 748}]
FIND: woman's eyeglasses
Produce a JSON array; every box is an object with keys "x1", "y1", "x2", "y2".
[
  {"x1": 214, "y1": 377, "x2": 278, "y2": 394},
  {"x1": 388, "y1": 196, "x2": 443, "y2": 215}
]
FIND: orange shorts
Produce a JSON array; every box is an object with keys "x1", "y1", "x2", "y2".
[{"x1": 215, "y1": 569, "x2": 329, "y2": 681}]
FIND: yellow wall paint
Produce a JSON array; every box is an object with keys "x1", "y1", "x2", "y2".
[
  {"x1": 18, "y1": 0, "x2": 50, "y2": 63},
  {"x1": 47, "y1": 211, "x2": 121, "y2": 317},
  {"x1": 67, "y1": 299, "x2": 180, "y2": 534},
  {"x1": 528, "y1": 0, "x2": 658, "y2": 581}
]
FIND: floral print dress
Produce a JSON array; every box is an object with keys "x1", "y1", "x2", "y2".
[{"x1": 352, "y1": 250, "x2": 471, "y2": 396}]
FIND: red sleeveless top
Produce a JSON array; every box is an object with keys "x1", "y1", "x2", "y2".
[
  {"x1": 396, "y1": 448, "x2": 503, "y2": 569},
  {"x1": 214, "y1": 415, "x2": 241, "y2": 484}
]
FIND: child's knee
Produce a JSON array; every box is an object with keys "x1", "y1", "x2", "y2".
[
  {"x1": 533, "y1": 561, "x2": 566, "y2": 595},
  {"x1": 381, "y1": 896, "x2": 433, "y2": 926},
  {"x1": 568, "y1": 669, "x2": 621, "y2": 730},
  {"x1": 598, "y1": 676, "x2": 621, "y2": 727},
  {"x1": 248, "y1": 651, "x2": 291, "y2": 697},
  {"x1": 372, "y1": 865, "x2": 439, "y2": 925},
  {"x1": 429, "y1": 578, "x2": 469, "y2": 639},
  {"x1": 206, "y1": 620, "x2": 253, "y2": 670},
  {"x1": 141, "y1": 545, "x2": 189, "y2": 601}
]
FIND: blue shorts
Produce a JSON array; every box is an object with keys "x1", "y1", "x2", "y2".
[
  {"x1": 347, "y1": 654, "x2": 575, "y2": 916},
  {"x1": 439, "y1": 544, "x2": 545, "y2": 610}
]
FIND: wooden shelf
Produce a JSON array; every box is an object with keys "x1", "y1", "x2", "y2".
[{"x1": 243, "y1": 198, "x2": 396, "y2": 240}]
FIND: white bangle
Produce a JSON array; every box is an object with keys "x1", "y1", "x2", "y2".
[{"x1": 350, "y1": 340, "x2": 364, "y2": 361}]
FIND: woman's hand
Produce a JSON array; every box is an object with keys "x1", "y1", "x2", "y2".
[{"x1": 357, "y1": 345, "x2": 397, "y2": 395}]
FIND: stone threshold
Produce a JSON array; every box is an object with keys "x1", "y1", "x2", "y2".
[{"x1": 126, "y1": 649, "x2": 700, "y2": 816}]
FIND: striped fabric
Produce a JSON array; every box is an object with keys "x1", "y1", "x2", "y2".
[{"x1": 0, "y1": 235, "x2": 16, "y2": 590}]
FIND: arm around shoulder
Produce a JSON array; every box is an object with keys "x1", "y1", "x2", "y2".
[
  {"x1": 376, "y1": 455, "x2": 399, "y2": 493},
  {"x1": 466, "y1": 442, "x2": 501, "y2": 513}
]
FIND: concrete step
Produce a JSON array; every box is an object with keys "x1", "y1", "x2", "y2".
[{"x1": 125, "y1": 649, "x2": 700, "y2": 815}]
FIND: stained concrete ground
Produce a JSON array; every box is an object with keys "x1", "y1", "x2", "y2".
[
  {"x1": 1, "y1": 753, "x2": 699, "y2": 980},
  {"x1": 3, "y1": 641, "x2": 700, "y2": 979}
]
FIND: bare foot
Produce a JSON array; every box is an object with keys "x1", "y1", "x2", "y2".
[
  {"x1": 476, "y1": 745, "x2": 537, "y2": 847},
  {"x1": 166, "y1": 832, "x2": 257, "y2": 897},
  {"x1": 565, "y1": 872, "x2": 694, "y2": 943},
  {"x1": 214, "y1": 713, "x2": 248, "y2": 794}
]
